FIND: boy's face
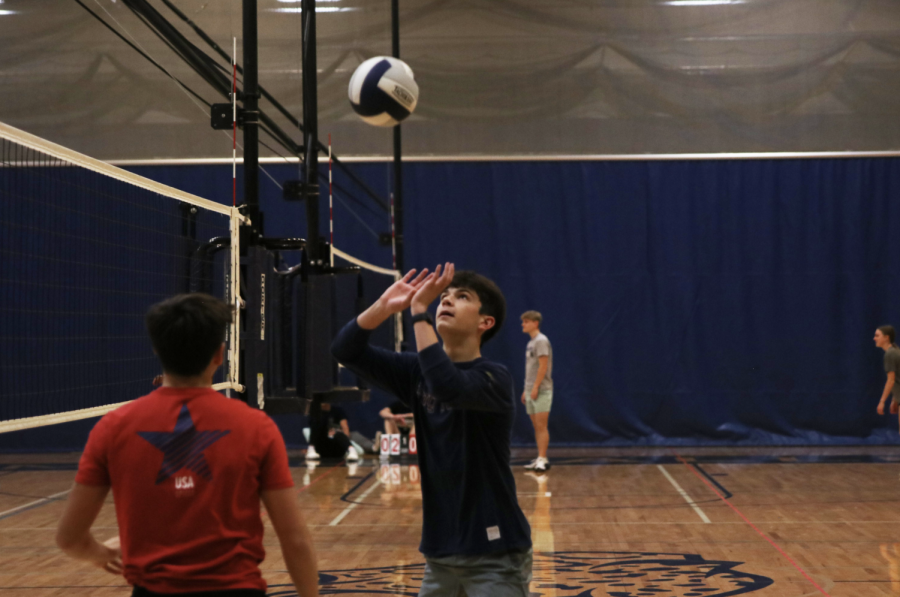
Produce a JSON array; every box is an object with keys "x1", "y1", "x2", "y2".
[
  {"x1": 521, "y1": 318, "x2": 539, "y2": 334},
  {"x1": 436, "y1": 286, "x2": 491, "y2": 340},
  {"x1": 875, "y1": 330, "x2": 889, "y2": 348}
]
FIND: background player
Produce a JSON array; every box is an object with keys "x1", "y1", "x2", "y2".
[
  {"x1": 56, "y1": 293, "x2": 319, "y2": 597},
  {"x1": 521, "y1": 310, "x2": 553, "y2": 473},
  {"x1": 875, "y1": 325, "x2": 900, "y2": 433}
]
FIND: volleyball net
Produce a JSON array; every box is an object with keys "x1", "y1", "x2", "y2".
[{"x1": 0, "y1": 122, "x2": 246, "y2": 433}]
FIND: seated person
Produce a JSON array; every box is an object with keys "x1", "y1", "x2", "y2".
[
  {"x1": 306, "y1": 401, "x2": 359, "y2": 461},
  {"x1": 380, "y1": 399, "x2": 415, "y2": 435}
]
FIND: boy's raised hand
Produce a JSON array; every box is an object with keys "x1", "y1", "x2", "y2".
[
  {"x1": 378, "y1": 268, "x2": 430, "y2": 314},
  {"x1": 411, "y1": 263, "x2": 455, "y2": 314}
]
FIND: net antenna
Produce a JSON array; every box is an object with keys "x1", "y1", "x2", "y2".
[{"x1": 0, "y1": 122, "x2": 248, "y2": 434}]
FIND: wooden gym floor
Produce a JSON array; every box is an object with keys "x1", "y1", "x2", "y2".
[{"x1": 1, "y1": 446, "x2": 900, "y2": 596}]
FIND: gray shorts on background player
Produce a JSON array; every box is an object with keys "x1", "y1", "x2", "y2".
[{"x1": 525, "y1": 389, "x2": 553, "y2": 415}]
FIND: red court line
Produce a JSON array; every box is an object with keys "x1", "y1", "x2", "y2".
[{"x1": 675, "y1": 454, "x2": 832, "y2": 597}]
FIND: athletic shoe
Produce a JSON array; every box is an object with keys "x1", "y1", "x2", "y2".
[
  {"x1": 524, "y1": 458, "x2": 540, "y2": 470},
  {"x1": 533, "y1": 458, "x2": 550, "y2": 473},
  {"x1": 305, "y1": 445, "x2": 320, "y2": 460},
  {"x1": 346, "y1": 446, "x2": 360, "y2": 462}
]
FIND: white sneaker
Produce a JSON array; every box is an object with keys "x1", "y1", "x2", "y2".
[
  {"x1": 524, "y1": 458, "x2": 540, "y2": 470},
  {"x1": 346, "y1": 446, "x2": 360, "y2": 462},
  {"x1": 534, "y1": 458, "x2": 550, "y2": 473},
  {"x1": 305, "y1": 445, "x2": 320, "y2": 460}
]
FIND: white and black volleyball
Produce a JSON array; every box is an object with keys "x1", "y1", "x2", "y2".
[{"x1": 348, "y1": 57, "x2": 419, "y2": 127}]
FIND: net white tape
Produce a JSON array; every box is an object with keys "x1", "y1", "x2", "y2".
[{"x1": 332, "y1": 247, "x2": 403, "y2": 352}]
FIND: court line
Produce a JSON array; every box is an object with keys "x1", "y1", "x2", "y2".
[
  {"x1": 656, "y1": 465, "x2": 711, "y2": 523},
  {"x1": 676, "y1": 454, "x2": 833, "y2": 597},
  {"x1": 339, "y1": 471, "x2": 376, "y2": 504},
  {"x1": 690, "y1": 462, "x2": 733, "y2": 499},
  {"x1": 329, "y1": 477, "x2": 382, "y2": 527},
  {"x1": 0, "y1": 489, "x2": 71, "y2": 521}
]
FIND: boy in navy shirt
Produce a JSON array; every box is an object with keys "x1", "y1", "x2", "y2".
[{"x1": 332, "y1": 263, "x2": 532, "y2": 596}]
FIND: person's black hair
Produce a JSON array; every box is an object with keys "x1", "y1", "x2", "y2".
[
  {"x1": 448, "y1": 271, "x2": 506, "y2": 346},
  {"x1": 879, "y1": 324, "x2": 897, "y2": 347},
  {"x1": 146, "y1": 293, "x2": 233, "y2": 377}
]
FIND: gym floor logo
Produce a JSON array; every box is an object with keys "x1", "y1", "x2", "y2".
[{"x1": 266, "y1": 550, "x2": 774, "y2": 596}]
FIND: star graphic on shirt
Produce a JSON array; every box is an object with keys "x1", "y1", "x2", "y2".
[{"x1": 137, "y1": 404, "x2": 230, "y2": 484}]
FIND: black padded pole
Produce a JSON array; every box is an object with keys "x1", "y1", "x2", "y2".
[
  {"x1": 392, "y1": 0, "x2": 404, "y2": 273},
  {"x1": 243, "y1": 0, "x2": 261, "y2": 235},
  {"x1": 302, "y1": 0, "x2": 322, "y2": 265}
]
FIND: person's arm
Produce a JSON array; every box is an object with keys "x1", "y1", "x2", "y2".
[
  {"x1": 332, "y1": 269, "x2": 430, "y2": 396},
  {"x1": 339, "y1": 418, "x2": 350, "y2": 437},
  {"x1": 530, "y1": 355, "x2": 549, "y2": 400},
  {"x1": 56, "y1": 483, "x2": 122, "y2": 575},
  {"x1": 418, "y1": 347, "x2": 514, "y2": 412},
  {"x1": 332, "y1": 320, "x2": 418, "y2": 399},
  {"x1": 262, "y1": 488, "x2": 318, "y2": 597},
  {"x1": 879, "y1": 371, "x2": 896, "y2": 415}
]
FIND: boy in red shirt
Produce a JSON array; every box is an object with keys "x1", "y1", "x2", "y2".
[{"x1": 56, "y1": 293, "x2": 318, "y2": 597}]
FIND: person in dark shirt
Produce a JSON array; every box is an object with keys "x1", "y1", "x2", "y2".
[
  {"x1": 306, "y1": 401, "x2": 358, "y2": 461},
  {"x1": 332, "y1": 263, "x2": 532, "y2": 597}
]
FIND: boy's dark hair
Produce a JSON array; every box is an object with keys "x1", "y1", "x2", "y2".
[
  {"x1": 146, "y1": 293, "x2": 233, "y2": 377},
  {"x1": 879, "y1": 324, "x2": 897, "y2": 346},
  {"x1": 449, "y1": 271, "x2": 506, "y2": 346}
]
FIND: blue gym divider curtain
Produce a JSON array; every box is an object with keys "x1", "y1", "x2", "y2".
[
  {"x1": 401, "y1": 159, "x2": 900, "y2": 446},
  {"x1": 3, "y1": 158, "x2": 900, "y2": 450}
]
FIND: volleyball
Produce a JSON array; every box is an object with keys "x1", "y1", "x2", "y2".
[{"x1": 348, "y1": 57, "x2": 419, "y2": 127}]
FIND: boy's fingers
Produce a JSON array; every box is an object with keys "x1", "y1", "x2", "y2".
[
  {"x1": 410, "y1": 269, "x2": 430, "y2": 286},
  {"x1": 438, "y1": 263, "x2": 454, "y2": 285},
  {"x1": 401, "y1": 268, "x2": 418, "y2": 282}
]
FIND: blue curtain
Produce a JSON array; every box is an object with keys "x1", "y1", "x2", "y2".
[
  {"x1": 4, "y1": 158, "x2": 900, "y2": 450},
  {"x1": 402, "y1": 159, "x2": 900, "y2": 446}
]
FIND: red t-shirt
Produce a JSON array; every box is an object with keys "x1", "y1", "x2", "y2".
[{"x1": 76, "y1": 387, "x2": 294, "y2": 593}]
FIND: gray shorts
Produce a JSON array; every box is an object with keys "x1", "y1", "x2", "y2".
[
  {"x1": 525, "y1": 389, "x2": 553, "y2": 415},
  {"x1": 418, "y1": 548, "x2": 533, "y2": 597}
]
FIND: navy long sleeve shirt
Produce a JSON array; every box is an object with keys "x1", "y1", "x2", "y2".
[{"x1": 331, "y1": 319, "x2": 532, "y2": 558}]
